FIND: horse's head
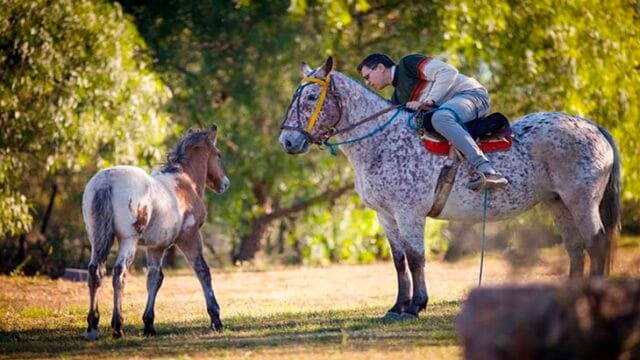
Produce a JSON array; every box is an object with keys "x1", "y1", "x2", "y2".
[
  {"x1": 279, "y1": 56, "x2": 343, "y2": 154},
  {"x1": 204, "y1": 124, "x2": 230, "y2": 194}
]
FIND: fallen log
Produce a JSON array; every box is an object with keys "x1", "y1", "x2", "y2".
[{"x1": 457, "y1": 279, "x2": 640, "y2": 360}]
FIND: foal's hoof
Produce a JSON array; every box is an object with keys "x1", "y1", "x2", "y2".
[
  {"x1": 381, "y1": 311, "x2": 403, "y2": 323},
  {"x1": 399, "y1": 312, "x2": 419, "y2": 321},
  {"x1": 84, "y1": 329, "x2": 99, "y2": 341}
]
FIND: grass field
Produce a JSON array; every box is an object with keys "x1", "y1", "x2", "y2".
[{"x1": 1, "y1": 245, "x2": 639, "y2": 359}]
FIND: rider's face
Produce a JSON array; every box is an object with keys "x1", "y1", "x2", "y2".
[{"x1": 361, "y1": 64, "x2": 389, "y2": 90}]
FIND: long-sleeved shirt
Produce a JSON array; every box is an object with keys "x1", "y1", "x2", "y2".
[{"x1": 390, "y1": 54, "x2": 484, "y2": 106}]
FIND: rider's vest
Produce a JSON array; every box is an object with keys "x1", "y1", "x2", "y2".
[{"x1": 391, "y1": 54, "x2": 432, "y2": 105}]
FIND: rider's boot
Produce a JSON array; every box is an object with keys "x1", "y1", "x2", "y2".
[{"x1": 467, "y1": 163, "x2": 508, "y2": 191}]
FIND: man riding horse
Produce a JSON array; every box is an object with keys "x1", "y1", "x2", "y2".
[{"x1": 357, "y1": 53, "x2": 508, "y2": 191}]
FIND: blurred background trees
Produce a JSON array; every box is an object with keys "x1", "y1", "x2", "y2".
[{"x1": 1, "y1": 0, "x2": 638, "y2": 275}]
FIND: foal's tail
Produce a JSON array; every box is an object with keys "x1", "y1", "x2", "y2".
[
  {"x1": 598, "y1": 126, "x2": 621, "y2": 275},
  {"x1": 89, "y1": 186, "x2": 115, "y2": 264}
]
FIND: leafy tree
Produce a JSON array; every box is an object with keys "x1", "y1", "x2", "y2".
[{"x1": 0, "y1": 0, "x2": 172, "y2": 274}]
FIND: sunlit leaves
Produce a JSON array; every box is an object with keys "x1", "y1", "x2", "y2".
[{"x1": 0, "y1": 0, "x2": 172, "y2": 238}]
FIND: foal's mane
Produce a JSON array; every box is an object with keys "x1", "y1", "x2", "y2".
[{"x1": 161, "y1": 130, "x2": 211, "y2": 173}]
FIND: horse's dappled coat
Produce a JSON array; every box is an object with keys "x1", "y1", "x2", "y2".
[{"x1": 279, "y1": 57, "x2": 620, "y2": 319}]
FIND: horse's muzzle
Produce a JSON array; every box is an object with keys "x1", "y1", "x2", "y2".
[{"x1": 279, "y1": 131, "x2": 309, "y2": 154}]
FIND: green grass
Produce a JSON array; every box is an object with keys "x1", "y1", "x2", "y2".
[{"x1": 1, "y1": 246, "x2": 639, "y2": 359}]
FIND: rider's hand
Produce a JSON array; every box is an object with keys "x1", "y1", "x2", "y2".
[
  {"x1": 418, "y1": 100, "x2": 436, "y2": 110},
  {"x1": 406, "y1": 101, "x2": 422, "y2": 110}
]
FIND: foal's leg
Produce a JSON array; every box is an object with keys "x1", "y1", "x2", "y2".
[
  {"x1": 543, "y1": 199, "x2": 585, "y2": 278},
  {"x1": 85, "y1": 258, "x2": 106, "y2": 340},
  {"x1": 397, "y1": 215, "x2": 428, "y2": 318},
  {"x1": 111, "y1": 236, "x2": 137, "y2": 338},
  {"x1": 176, "y1": 232, "x2": 223, "y2": 332},
  {"x1": 142, "y1": 247, "x2": 166, "y2": 336},
  {"x1": 377, "y1": 212, "x2": 411, "y2": 318}
]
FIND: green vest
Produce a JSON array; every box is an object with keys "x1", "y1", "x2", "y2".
[{"x1": 391, "y1": 54, "x2": 432, "y2": 105}]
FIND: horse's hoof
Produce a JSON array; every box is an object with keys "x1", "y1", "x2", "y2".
[
  {"x1": 112, "y1": 329, "x2": 124, "y2": 338},
  {"x1": 381, "y1": 311, "x2": 402, "y2": 323},
  {"x1": 84, "y1": 330, "x2": 99, "y2": 341},
  {"x1": 211, "y1": 321, "x2": 223, "y2": 333},
  {"x1": 144, "y1": 328, "x2": 156, "y2": 337},
  {"x1": 399, "y1": 312, "x2": 419, "y2": 321}
]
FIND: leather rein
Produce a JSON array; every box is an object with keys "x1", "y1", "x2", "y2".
[{"x1": 280, "y1": 73, "x2": 401, "y2": 145}]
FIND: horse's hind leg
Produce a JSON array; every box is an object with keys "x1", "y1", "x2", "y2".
[
  {"x1": 377, "y1": 212, "x2": 411, "y2": 320},
  {"x1": 176, "y1": 232, "x2": 223, "y2": 332},
  {"x1": 111, "y1": 236, "x2": 137, "y2": 338},
  {"x1": 556, "y1": 194, "x2": 609, "y2": 276},
  {"x1": 85, "y1": 257, "x2": 106, "y2": 340},
  {"x1": 544, "y1": 198, "x2": 585, "y2": 278},
  {"x1": 142, "y1": 247, "x2": 165, "y2": 336}
]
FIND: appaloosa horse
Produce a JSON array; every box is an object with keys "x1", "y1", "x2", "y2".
[
  {"x1": 279, "y1": 57, "x2": 621, "y2": 320},
  {"x1": 82, "y1": 124, "x2": 230, "y2": 339}
]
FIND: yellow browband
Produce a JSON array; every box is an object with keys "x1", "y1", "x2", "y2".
[{"x1": 301, "y1": 74, "x2": 331, "y2": 134}]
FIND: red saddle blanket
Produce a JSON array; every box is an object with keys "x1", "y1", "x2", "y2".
[{"x1": 422, "y1": 135, "x2": 513, "y2": 156}]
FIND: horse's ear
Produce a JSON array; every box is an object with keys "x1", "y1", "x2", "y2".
[
  {"x1": 209, "y1": 124, "x2": 218, "y2": 143},
  {"x1": 315, "y1": 56, "x2": 334, "y2": 78},
  {"x1": 322, "y1": 56, "x2": 334, "y2": 74},
  {"x1": 300, "y1": 62, "x2": 313, "y2": 76}
]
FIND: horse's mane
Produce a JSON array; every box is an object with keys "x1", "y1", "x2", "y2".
[
  {"x1": 161, "y1": 130, "x2": 210, "y2": 173},
  {"x1": 332, "y1": 71, "x2": 392, "y2": 104}
]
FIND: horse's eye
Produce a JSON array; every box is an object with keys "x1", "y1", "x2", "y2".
[{"x1": 307, "y1": 94, "x2": 318, "y2": 101}]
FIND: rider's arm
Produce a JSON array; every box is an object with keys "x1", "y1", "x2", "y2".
[{"x1": 417, "y1": 59, "x2": 458, "y2": 106}]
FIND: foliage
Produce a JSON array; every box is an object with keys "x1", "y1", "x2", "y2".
[
  {"x1": 2, "y1": 0, "x2": 639, "y2": 273},
  {"x1": 0, "y1": 0, "x2": 172, "y2": 272},
  {"x1": 436, "y1": 0, "x2": 640, "y2": 201}
]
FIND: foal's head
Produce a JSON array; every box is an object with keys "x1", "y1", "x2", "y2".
[
  {"x1": 165, "y1": 124, "x2": 230, "y2": 194},
  {"x1": 279, "y1": 56, "x2": 342, "y2": 154}
]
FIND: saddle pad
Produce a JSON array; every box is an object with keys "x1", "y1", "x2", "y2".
[
  {"x1": 423, "y1": 136, "x2": 513, "y2": 156},
  {"x1": 421, "y1": 111, "x2": 512, "y2": 140}
]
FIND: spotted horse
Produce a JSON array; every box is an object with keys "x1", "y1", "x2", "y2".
[
  {"x1": 82, "y1": 125, "x2": 230, "y2": 339},
  {"x1": 279, "y1": 57, "x2": 621, "y2": 321}
]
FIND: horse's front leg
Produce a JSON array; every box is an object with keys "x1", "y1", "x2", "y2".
[
  {"x1": 397, "y1": 215, "x2": 428, "y2": 318},
  {"x1": 111, "y1": 237, "x2": 137, "y2": 338},
  {"x1": 377, "y1": 212, "x2": 412, "y2": 320},
  {"x1": 176, "y1": 231, "x2": 223, "y2": 332},
  {"x1": 142, "y1": 247, "x2": 166, "y2": 336}
]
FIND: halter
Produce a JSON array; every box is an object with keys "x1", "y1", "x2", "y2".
[{"x1": 280, "y1": 74, "x2": 343, "y2": 145}]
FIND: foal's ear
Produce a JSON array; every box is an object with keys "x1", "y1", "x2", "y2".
[
  {"x1": 209, "y1": 124, "x2": 218, "y2": 143},
  {"x1": 300, "y1": 62, "x2": 313, "y2": 76}
]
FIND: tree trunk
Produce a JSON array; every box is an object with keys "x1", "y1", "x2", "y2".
[{"x1": 232, "y1": 184, "x2": 352, "y2": 263}]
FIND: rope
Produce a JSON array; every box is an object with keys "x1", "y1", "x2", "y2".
[
  {"x1": 323, "y1": 107, "x2": 406, "y2": 156},
  {"x1": 478, "y1": 188, "x2": 489, "y2": 286}
]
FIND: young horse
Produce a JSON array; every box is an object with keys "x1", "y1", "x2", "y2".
[
  {"x1": 82, "y1": 124, "x2": 230, "y2": 340},
  {"x1": 279, "y1": 57, "x2": 621, "y2": 320}
]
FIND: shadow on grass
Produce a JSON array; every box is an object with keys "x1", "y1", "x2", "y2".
[{"x1": 0, "y1": 301, "x2": 461, "y2": 358}]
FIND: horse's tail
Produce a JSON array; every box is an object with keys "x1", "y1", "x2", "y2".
[
  {"x1": 598, "y1": 126, "x2": 621, "y2": 275},
  {"x1": 90, "y1": 186, "x2": 115, "y2": 264}
]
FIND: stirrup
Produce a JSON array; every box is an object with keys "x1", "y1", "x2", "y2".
[{"x1": 467, "y1": 170, "x2": 508, "y2": 191}]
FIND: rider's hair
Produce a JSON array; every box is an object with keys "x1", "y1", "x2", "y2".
[{"x1": 357, "y1": 53, "x2": 396, "y2": 72}]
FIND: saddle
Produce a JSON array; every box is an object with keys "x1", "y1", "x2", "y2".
[{"x1": 420, "y1": 111, "x2": 514, "y2": 156}]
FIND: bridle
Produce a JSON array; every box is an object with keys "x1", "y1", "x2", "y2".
[
  {"x1": 280, "y1": 74, "x2": 344, "y2": 145},
  {"x1": 280, "y1": 73, "x2": 402, "y2": 146}
]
